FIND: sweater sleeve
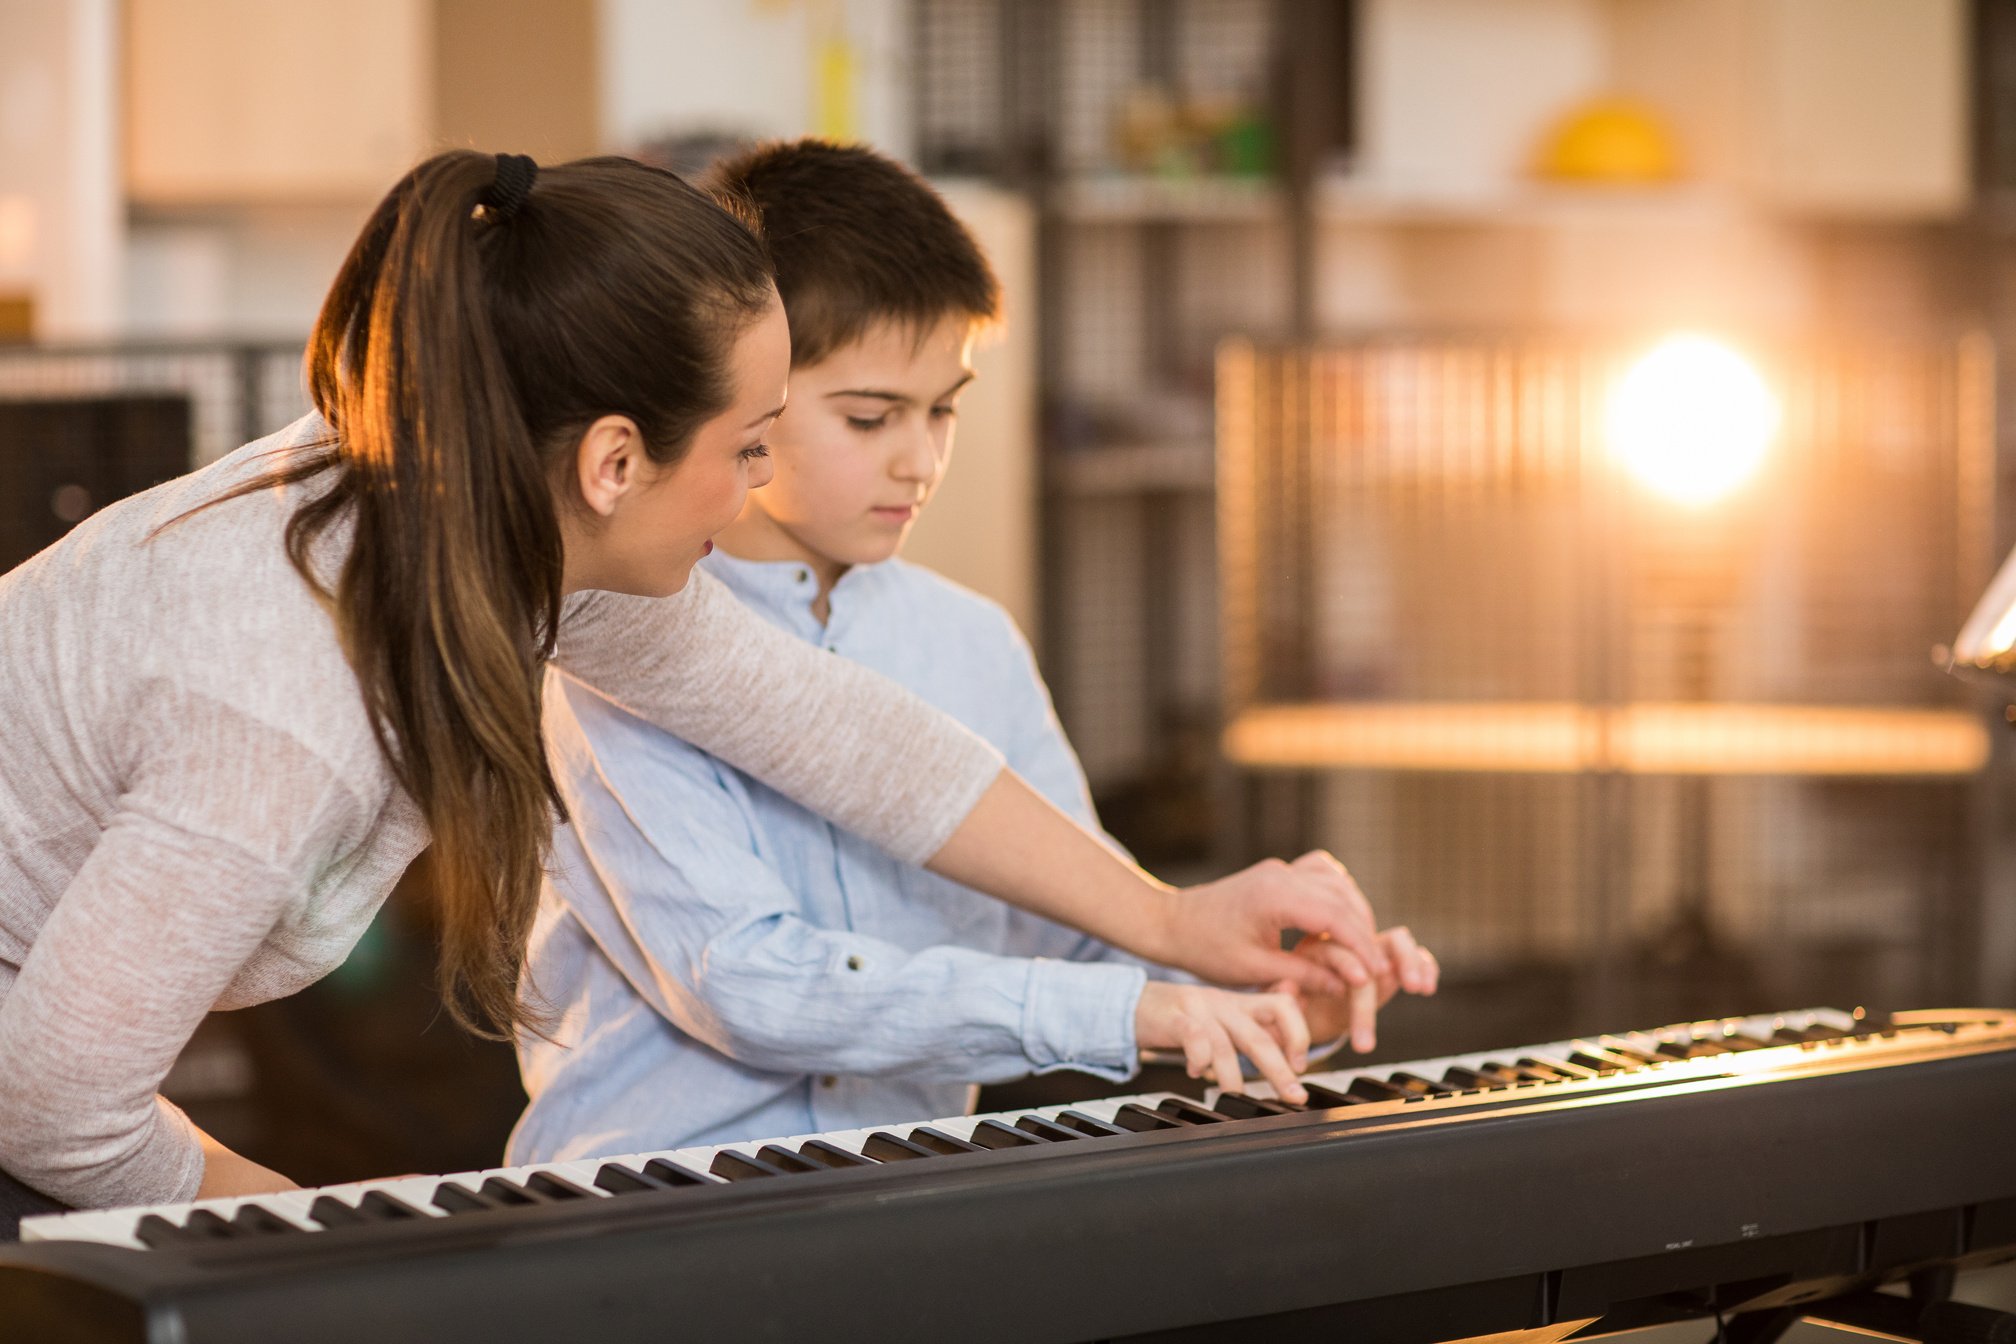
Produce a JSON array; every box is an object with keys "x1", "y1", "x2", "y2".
[
  {"x1": 554, "y1": 570, "x2": 1003, "y2": 866},
  {"x1": 0, "y1": 691, "x2": 374, "y2": 1211}
]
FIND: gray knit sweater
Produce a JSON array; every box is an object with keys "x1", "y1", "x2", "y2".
[{"x1": 0, "y1": 415, "x2": 1001, "y2": 1210}]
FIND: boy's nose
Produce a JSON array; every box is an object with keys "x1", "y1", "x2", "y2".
[{"x1": 891, "y1": 426, "x2": 938, "y2": 483}]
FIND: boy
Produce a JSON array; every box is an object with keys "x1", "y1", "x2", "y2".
[{"x1": 508, "y1": 141, "x2": 1433, "y2": 1164}]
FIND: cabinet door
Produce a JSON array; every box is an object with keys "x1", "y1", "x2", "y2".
[
  {"x1": 1755, "y1": 0, "x2": 1968, "y2": 216},
  {"x1": 126, "y1": 0, "x2": 430, "y2": 203}
]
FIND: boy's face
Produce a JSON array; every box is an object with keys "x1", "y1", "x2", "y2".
[{"x1": 732, "y1": 315, "x2": 975, "y2": 581}]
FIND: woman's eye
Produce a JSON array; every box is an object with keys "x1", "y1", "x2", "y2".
[
  {"x1": 930, "y1": 404, "x2": 958, "y2": 420},
  {"x1": 739, "y1": 443, "x2": 770, "y2": 462},
  {"x1": 846, "y1": 416, "x2": 887, "y2": 432}
]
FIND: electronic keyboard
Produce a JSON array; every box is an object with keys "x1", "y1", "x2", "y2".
[{"x1": 4, "y1": 1007, "x2": 2014, "y2": 1343}]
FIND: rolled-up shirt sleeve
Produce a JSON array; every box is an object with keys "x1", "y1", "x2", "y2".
[
  {"x1": 546, "y1": 688, "x2": 1145, "y2": 1084},
  {"x1": 554, "y1": 571, "x2": 1004, "y2": 866}
]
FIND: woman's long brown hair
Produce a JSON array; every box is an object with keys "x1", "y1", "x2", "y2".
[{"x1": 220, "y1": 151, "x2": 774, "y2": 1036}]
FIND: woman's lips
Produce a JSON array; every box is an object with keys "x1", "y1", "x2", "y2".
[{"x1": 701, "y1": 539, "x2": 714, "y2": 556}]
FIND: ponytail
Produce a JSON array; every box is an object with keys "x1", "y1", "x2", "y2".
[{"x1": 215, "y1": 151, "x2": 774, "y2": 1036}]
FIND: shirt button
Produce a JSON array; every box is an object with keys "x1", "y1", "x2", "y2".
[
  {"x1": 796, "y1": 569, "x2": 809, "y2": 583},
  {"x1": 845, "y1": 955, "x2": 864, "y2": 971},
  {"x1": 820, "y1": 1075, "x2": 837, "y2": 1088}
]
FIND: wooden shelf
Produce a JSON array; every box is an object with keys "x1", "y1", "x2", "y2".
[{"x1": 1223, "y1": 701, "x2": 1990, "y2": 778}]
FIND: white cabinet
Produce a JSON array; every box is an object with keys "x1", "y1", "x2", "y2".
[
  {"x1": 124, "y1": 0, "x2": 599, "y2": 205},
  {"x1": 1356, "y1": 0, "x2": 1969, "y2": 219},
  {"x1": 126, "y1": 0, "x2": 432, "y2": 203}
]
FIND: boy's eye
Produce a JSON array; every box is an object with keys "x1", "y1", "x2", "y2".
[
  {"x1": 930, "y1": 404, "x2": 958, "y2": 420},
  {"x1": 846, "y1": 415, "x2": 888, "y2": 432},
  {"x1": 739, "y1": 443, "x2": 770, "y2": 462}
]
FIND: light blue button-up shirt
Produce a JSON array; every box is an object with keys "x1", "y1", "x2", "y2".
[{"x1": 508, "y1": 552, "x2": 1161, "y2": 1165}]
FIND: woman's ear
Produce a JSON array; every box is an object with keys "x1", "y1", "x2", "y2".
[{"x1": 572, "y1": 415, "x2": 647, "y2": 518}]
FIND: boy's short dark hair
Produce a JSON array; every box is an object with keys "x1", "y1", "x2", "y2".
[{"x1": 705, "y1": 139, "x2": 1001, "y2": 367}]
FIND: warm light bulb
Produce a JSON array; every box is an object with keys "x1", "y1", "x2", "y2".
[{"x1": 1607, "y1": 336, "x2": 1779, "y2": 507}]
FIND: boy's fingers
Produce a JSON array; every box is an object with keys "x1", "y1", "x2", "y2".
[
  {"x1": 1208, "y1": 1021, "x2": 1245, "y2": 1098},
  {"x1": 1263, "y1": 991, "x2": 1312, "y2": 1074},
  {"x1": 1224, "y1": 1009, "x2": 1303, "y2": 1105},
  {"x1": 1419, "y1": 946, "x2": 1440, "y2": 995}
]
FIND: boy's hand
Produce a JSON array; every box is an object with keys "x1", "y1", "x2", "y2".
[
  {"x1": 1158, "y1": 851, "x2": 1391, "y2": 996},
  {"x1": 1281, "y1": 926, "x2": 1439, "y2": 1056},
  {"x1": 1134, "y1": 981, "x2": 1313, "y2": 1105}
]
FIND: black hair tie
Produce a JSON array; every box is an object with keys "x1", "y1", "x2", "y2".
[{"x1": 479, "y1": 153, "x2": 538, "y2": 223}]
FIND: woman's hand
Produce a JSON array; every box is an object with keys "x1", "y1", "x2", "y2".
[
  {"x1": 194, "y1": 1129, "x2": 299, "y2": 1201},
  {"x1": 1147, "y1": 851, "x2": 1392, "y2": 997},
  {"x1": 1135, "y1": 981, "x2": 1313, "y2": 1104},
  {"x1": 1281, "y1": 926, "x2": 1440, "y2": 1055}
]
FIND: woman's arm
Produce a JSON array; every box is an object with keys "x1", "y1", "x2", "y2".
[
  {"x1": 556, "y1": 574, "x2": 1390, "y2": 991},
  {"x1": 925, "y1": 771, "x2": 1390, "y2": 997}
]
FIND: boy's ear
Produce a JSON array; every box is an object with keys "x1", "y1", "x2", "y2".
[{"x1": 572, "y1": 415, "x2": 646, "y2": 518}]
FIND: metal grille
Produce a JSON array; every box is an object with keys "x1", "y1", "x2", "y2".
[
  {"x1": 1219, "y1": 335, "x2": 2000, "y2": 1013},
  {"x1": 0, "y1": 340, "x2": 308, "y2": 467}
]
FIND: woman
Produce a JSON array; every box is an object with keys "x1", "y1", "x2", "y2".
[{"x1": 0, "y1": 152, "x2": 1394, "y2": 1233}]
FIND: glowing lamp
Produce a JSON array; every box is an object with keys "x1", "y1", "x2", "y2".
[{"x1": 1607, "y1": 336, "x2": 1779, "y2": 507}]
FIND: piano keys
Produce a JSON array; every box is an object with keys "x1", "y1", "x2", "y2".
[{"x1": 4, "y1": 1007, "x2": 2014, "y2": 1343}]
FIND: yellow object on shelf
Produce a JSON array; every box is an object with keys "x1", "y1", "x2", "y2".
[
  {"x1": 1531, "y1": 96, "x2": 1685, "y2": 184},
  {"x1": 1223, "y1": 702, "x2": 1988, "y2": 778}
]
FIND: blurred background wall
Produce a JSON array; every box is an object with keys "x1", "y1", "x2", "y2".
[{"x1": 2, "y1": 0, "x2": 2014, "y2": 1187}]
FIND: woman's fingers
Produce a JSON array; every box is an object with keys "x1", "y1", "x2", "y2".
[
  {"x1": 1348, "y1": 976, "x2": 1379, "y2": 1054},
  {"x1": 1291, "y1": 850, "x2": 1378, "y2": 935}
]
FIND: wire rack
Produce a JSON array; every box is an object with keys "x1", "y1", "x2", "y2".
[{"x1": 1219, "y1": 334, "x2": 2002, "y2": 1015}]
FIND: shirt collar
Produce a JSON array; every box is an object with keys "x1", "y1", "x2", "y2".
[{"x1": 701, "y1": 550, "x2": 895, "y2": 638}]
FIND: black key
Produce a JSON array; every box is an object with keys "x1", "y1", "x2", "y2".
[
  {"x1": 183, "y1": 1209, "x2": 240, "y2": 1239},
  {"x1": 1566, "y1": 1050, "x2": 1629, "y2": 1075},
  {"x1": 862, "y1": 1132, "x2": 939, "y2": 1162},
  {"x1": 1157, "y1": 1097, "x2": 1232, "y2": 1124},
  {"x1": 1598, "y1": 1041, "x2": 1663, "y2": 1064},
  {"x1": 1344, "y1": 1075, "x2": 1411, "y2": 1102},
  {"x1": 1710, "y1": 1031, "x2": 1770, "y2": 1052},
  {"x1": 1015, "y1": 1115, "x2": 1088, "y2": 1142},
  {"x1": 434, "y1": 1183, "x2": 504, "y2": 1214},
  {"x1": 357, "y1": 1191, "x2": 429, "y2": 1221},
  {"x1": 136, "y1": 1214, "x2": 197, "y2": 1249},
  {"x1": 229, "y1": 1204, "x2": 300, "y2": 1236},
  {"x1": 1475, "y1": 1061, "x2": 1554, "y2": 1084},
  {"x1": 642, "y1": 1158, "x2": 715, "y2": 1187},
  {"x1": 798, "y1": 1139, "x2": 876, "y2": 1168},
  {"x1": 1518, "y1": 1055, "x2": 1596, "y2": 1080},
  {"x1": 308, "y1": 1196, "x2": 367, "y2": 1229},
  {"x1": 593, "y1": 1161, "x2": 705, "y2": 1196},
  {"x1": 1213, "y1": 1093, "x2": 1304, "y2": 1118},
  {"x1": 969, "y1": 1119, "x2": 1044, "y2": 1150},
  {"x1": 476, "y1": 1178, "x2": 542, "y2": 1207},
  {"x1": 307, "y1": 1190, "x2": 425, "y2": 1227},
  {"x1": 1387, "y1": 1071, "x2": 1459, "y2": 1097},
  {"x1": 1111, "y1": 1103, "x2": 1188, "y2": 1132},
  {"x1": 1444, "y1": 1066, "x2": 1514, "y2": 1090},
  {"x1": 1772, "y1": 1023, "x2": 1840, "y2": 1045},
  {"x1": 1653, "y1": 1037, "x2": 1727, "y2": 1059},
  {"x1": 756, "y1": 1144, "x2": 823, "y2": 1174},
  {"x1": 910, "y1": 1126, "x2": 985, "y2": 1155},
  {"x1": 522, "y1": 1171, "x2": 597, "y2": 1201},
  {"x1": 711, "y1": 1150, "x2": 793, "y2": 1181},
  {"x1": 1055, "y1": 1110, "x2": 1129, "y2": 1137},
  {"x1": 1300, "y1": 1082, "x2": 1374, "y2": 1109}
]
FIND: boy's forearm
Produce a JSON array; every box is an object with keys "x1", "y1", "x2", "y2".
[{"x1": 923, "y1": 771, "x2": 1178, "y2": 965}]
